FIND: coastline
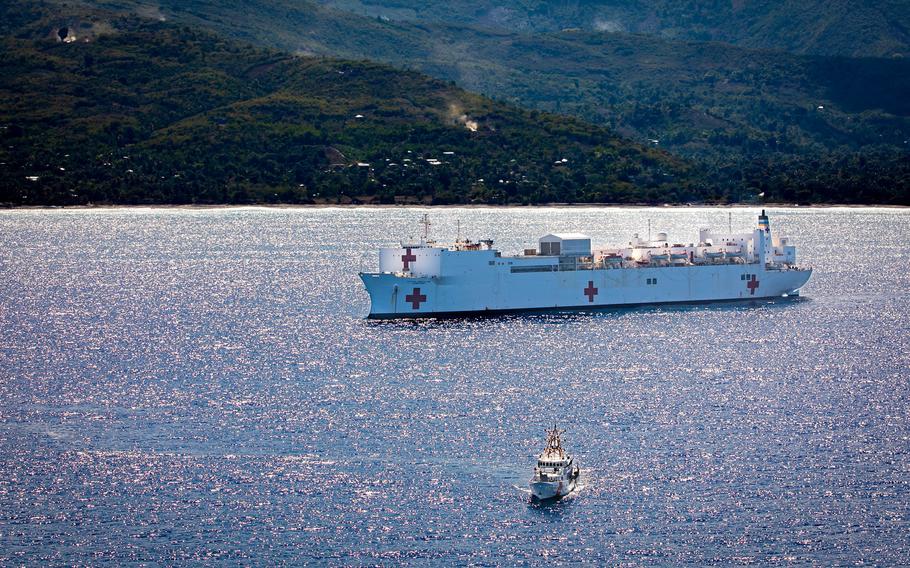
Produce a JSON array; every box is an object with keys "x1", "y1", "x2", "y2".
[{"x1": 2, "y1": 202, "x2": 909, "y2": 211}]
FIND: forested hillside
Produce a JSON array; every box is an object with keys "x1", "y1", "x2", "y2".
[
  {"x1": 3, "y1": 0, "x2": 909, "y2": 205},
  {"x1": 0, "y1": 1, "x2": 703, "y2": 205},
  {"x1": 76, "y1": 0, "x2": 910, "y2": 204}
]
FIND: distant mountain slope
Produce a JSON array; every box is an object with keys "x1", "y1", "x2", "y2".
[
  {"x1": 0, "y1": 1, "x2": 702, "y2": 205},
  {"x1": 317, "y1": 0, "x2": 910, "y2": 58},
  {"x1": 76, "y1": 0, "x2": 910, "y2": 203},
  {"x1": 81, "y1": 0, "x2": 910, "y2": 156}
]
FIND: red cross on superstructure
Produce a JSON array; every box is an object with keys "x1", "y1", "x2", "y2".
[
  {"x1": 584, "y1": 280, "x2": 598, "y2": 303},
  {"x1": 747, "y1": 275, "x2": 760, "y2": 295},
  {"x1": 401, "y1": 248, "x2": 417, "y2": 271},
  {"x1": 405, "y1": 287, "x2": 427, "y2": 309}
]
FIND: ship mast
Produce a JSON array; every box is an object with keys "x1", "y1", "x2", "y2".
[
  {"x1": 544, "y1": 425, "x2": 566, "y2": 459},
  {"x1": 420, "y1": 213, "x2": 432, "y2": 245}
]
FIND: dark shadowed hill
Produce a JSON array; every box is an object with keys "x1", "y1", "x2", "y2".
[{"x1": 317, "y1": 0, "x2": 910, "y2": 58}]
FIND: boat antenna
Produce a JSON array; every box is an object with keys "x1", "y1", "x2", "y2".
[
  {"x1": 647, "y1": 219, "x2": 651, "y2": 242},
  {"x1": 456, "y1": 219, "x2": 461, "y2": 243},
  {"x1": 728, "y1": 212, "x2": 732, "y2": 235},
  {"x1": 420, "y1": 213, "x2": 431, "y2": 243}
]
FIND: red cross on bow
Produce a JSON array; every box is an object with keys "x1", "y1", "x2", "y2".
[
  {"x1": 405, "y1": 287, "x2": 426, "y2": 309},
  {"x1": 747, "y1": 275, "x2": 760, "y2": 295},
  {"x1": 401, "y1": 248, "x2": 416, "y2": 271},
  {"x1": 584, "y1": 280, "x2": 598, "y2": 303}
]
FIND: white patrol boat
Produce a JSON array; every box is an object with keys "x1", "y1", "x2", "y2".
[
  {"x1": 529, "y1": 426, "x2": 580, "y2": 501},
  {"x1": 359, "y1": 210, "x2": 811, "y2": 319}
]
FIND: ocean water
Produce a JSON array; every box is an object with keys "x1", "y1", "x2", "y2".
[{"x1": 1, "y1": 206, "x2": 908, "y2": 565}]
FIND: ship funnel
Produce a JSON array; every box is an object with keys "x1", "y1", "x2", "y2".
[{"x1": 758, "y1": 210, "x2": 770, "y2": 233}]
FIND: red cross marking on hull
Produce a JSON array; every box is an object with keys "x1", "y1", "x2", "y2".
[
  {"x1": 747, "y1": 275, "x2": 760, "y2": 295},
  {"x1": 401, "y1": 248, "x2": 417, "y2": 271},
  {"x1": 405, "y1": 287, "x2": 427, "y2": 309},
  {"x1": 584, "y1": 280, "x2": 598, "y2": 303}
]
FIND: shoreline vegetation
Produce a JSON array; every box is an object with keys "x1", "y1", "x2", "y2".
[{"x1": 4, "y1": 202, "x2": 907, "y2": 211}]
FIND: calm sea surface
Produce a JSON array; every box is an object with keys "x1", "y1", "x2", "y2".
[{"x1": 1, "y1": 206, "x2": 909, "y2": 565}]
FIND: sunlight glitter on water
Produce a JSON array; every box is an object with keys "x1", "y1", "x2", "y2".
[{"x1": 1, "y1": 206, "x2": 909, "y2": 564}]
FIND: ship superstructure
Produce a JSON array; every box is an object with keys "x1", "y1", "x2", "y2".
[{"x1": 359, "y1": 211, "x2": 811, "y2": 319}]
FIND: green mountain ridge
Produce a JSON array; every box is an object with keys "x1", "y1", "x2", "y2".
[
  {"x1": 78, "y1": 0, "x2": 910, "y2": 203},
  {"x1": 0, "y1": 1, "x2": 704, "y2": 206}
]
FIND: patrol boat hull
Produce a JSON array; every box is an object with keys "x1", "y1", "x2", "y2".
[{"x1": 530, "y1": 478, "x2": 577, "y2": 501}]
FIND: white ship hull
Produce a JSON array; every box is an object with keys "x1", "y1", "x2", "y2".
[
  {"x1": 361, "y1": 211, "x2": 811, "y2": 319},
  {"x1": 360, "y1": 263, "x2": 811, "y2": 319},
  {"x1": 530, "y1": 478, "x2": 577, "y2": 500}
]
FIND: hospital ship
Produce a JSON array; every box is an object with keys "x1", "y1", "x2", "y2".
[{"x1": 359, "y1": 210, "x2": 811, "y2": 319}]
